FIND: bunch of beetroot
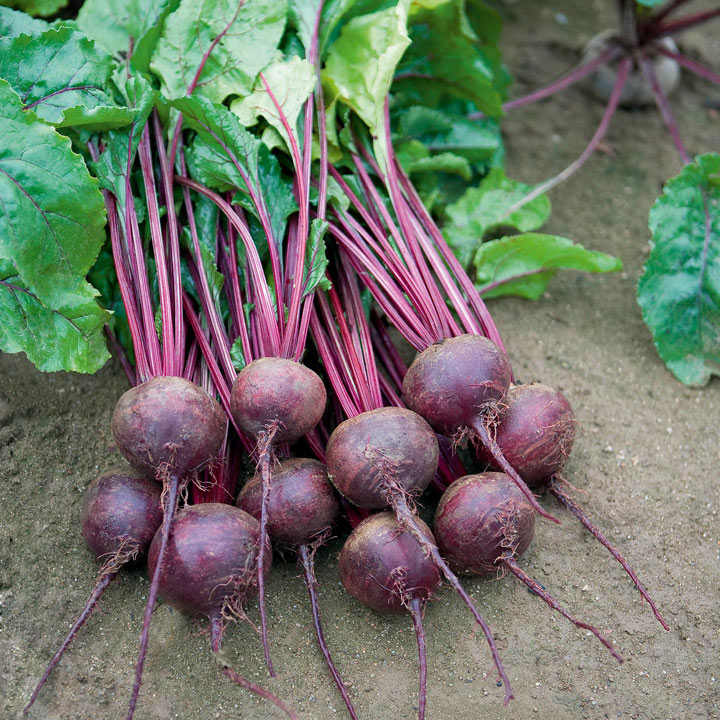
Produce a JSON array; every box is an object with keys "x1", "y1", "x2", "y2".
[{"x1": 20, "y1": 3, "x2": 668, "y2": 720}]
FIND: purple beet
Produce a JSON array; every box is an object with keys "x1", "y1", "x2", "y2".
[
  {"x1": 111, "y1": 376, "x2": 226, "y2": 719},
  {"x1": 24, "y1": 473, "x2": 163, "y2": 715},
  {"x1": 434, "y1": 472, "x2": 623, "y2": 663},
  {"x1": 401, "y1": 334, "x2": 558, "y2": 523},
  {"x1": 146, "y1": 503, "x2": 296, "y2": 718},
  {"x1": 327, "y1": 410, "x2": 513, "y2": 706},
  {"x1": 479, "y1": 383, "x2": 668, "y2": 629},
  {"x1": 339, "y1": 512, "x2": 510, "y2": 717},
  {"x1": 238, "y1": 458, "x2": 357, "y2": 719},
  {"x1": 230, "y1": 358, "x2": 327, "y2": 675}
]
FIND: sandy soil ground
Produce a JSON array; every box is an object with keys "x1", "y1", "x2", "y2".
[{"x1": 2, "y1": 1, "x2": 719, "y2": 719}]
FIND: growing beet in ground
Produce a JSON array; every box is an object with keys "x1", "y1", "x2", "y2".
[
  {"x1": 24, "y1": 473, "x2": 163, "y2": 714},
  {"x1": 434, "y1": 472, "x2": 623, "y2": 662},
  {"x1": 326, "y1": 407, "x2": 512, "y2": 705},
  {"x1": 111, "y1": 375, "x2": 227, "y2": 718},
  {"x1": 146, "y1": 503, "x2": 297, "y2": 719},
  {"x1": 238, "y1": 458, "x2": 358, "y2": 719},
  {"x1": 478, "y1": 383, "x2": 668, "y2": 629},
  {"x1": 230, "y1": 357, "x2": 327, "y2": 675},
  {"x1": 339, "y1": 512, "x2": 443, "y2": 719},
  {"x1": 401, "y1": 334, "x2": 558, "y2": 523}
]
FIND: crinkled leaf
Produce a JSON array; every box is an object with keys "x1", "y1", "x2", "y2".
[
  {"x1": 288, "y1": 0, "x2": 361, "y2": 57},
  {"x1": 177, "y1": 95, "x2": 296, "y2": 244},
  {"x1": 230, "y1": 336, "x2": 246, "y2": 371},
  {"x1": 91, "y1": 74, "x2": 156, "y2": 210},
  {"x1": 0, "y1": 79, "x2": 109, "y2": 372},
  {"x1": 395, "y1": 139, "x2": 471, "y2": 180},
  {"x1": 77, "y1": 0, "x2": 180, "y2": 73},
  {"x1": 396, "y1": 0, "x2": 503, "y2": 116},
  {"x1": 0, "y1": 6, "x2": 49, "y2": 36},
  {"x1": 444, "y1": 169, "x2": 551, "y2": 266},
  {"x1": 230, "y1": 56, "x2": 315, "y2": 153},
  {"x1": 150, "y1": 0, "x2": 287, "y2": 102},
  {"x1": 638, "y1": 153, "x2": 720, "y2": 386},
  {"x1": 303, "y1": 218, "x2": 331, "y2": 296},
  {"x1": 475, "y1": 233, "x2": 622, "y2": 300},
  {"x1": 323, "y1": 0, "x2": 410, "y2": 169},
  {"x1": 395, "y1": 105, "x2": 502, "y2": 165},
  {"x1": 0, "y1": 25, "x2": 134, "y2": 130},
  {"x1": 2, "y1": 0, "x2": 67, "y2": 18}
]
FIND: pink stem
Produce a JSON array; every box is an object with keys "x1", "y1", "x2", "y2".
[{"x1": 654, "y1": 44, "x2": 720, "y2": 85}]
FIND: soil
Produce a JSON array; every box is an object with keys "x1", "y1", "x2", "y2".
[{"x1": 2, "y1": 2, "x2": 720, "y2": 719}]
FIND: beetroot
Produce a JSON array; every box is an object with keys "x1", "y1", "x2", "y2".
[
  {"x1": 112, "y1": 376, "x2": 226, "y2": 719},
  {"x1": 340, "y1": 512, "x2": 511, "y2": 717},
  {"x1": 479, "y1": 383, "x2": 668, "y2": 629},
  {"x1": 401, "y1": 334, "x2": 558, "y2": 523},
  {"x1": 238, "y1": 458, "x2": 357, "y2": 719},
  {"x1": 326, "y1": 407, "x2": 438, "y2": 509},
  {"x1": 146, "y1": 503, "x2": 296, "y2": 718},
  {"x1": 327, "y1": 409, "x2": 512, "y2": 705},
  {"x1": 230, "y1": 357, "x2": 327, "y2": 675},
  {"x1": 24, "y1": 473, "x2": 162, "y2": 714},
  {"x1": 434, "y1": 473, "x2": 623, "y2": 662}
]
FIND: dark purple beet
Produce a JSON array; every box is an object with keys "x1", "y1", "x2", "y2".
[
  {"x1": 238, "y1": 458, "x2": 339, "y2": 546},
  {"x1": 339, "y1": 512, "x2": 509, "y2": 716},
  {"x1": 230, "y1": 358, "x2": 326, "y2": 444},
  {"x1": 113, "y1": 377, "x2": 226, "y2": 720},
  {"x1": 230, "y1": 357, "x2": 327, "y2": 676},
  {"x1": 434, "y1": 473, "x2": 623, "y2": 663},
  {"x1": 238, "y1": 459, "x2": 357, "y2": 719},
  {"x1": 401, "y1": 335, "x2": 558, "y2": 523},
  {"x1": 24, "y1": 473, "x2": 163, "y2": 715},
  {"x1": 434, "y1": 472, "x2": 535, "y2": 575},
  {"x1": 478, "y1": 384, "x2": 575, "y2": 489},
  {"x1": 82, "y1": 472, "x2": 164, "y2": 562},
  {"x1": 339, "y1": 512, "x2": 441, "y2": 614},
  {"x1": 479, "y1": 384, "x2": 668, "y2": 629},
  {"x1": 325, "y1": 407, "x2": 439, "y2": 509},
  {"x1": 145, "y1": 503, "x2": 296, "y2": 718},
  {"x1": 112, "y1": 376, "x2": 226, "y2": 481},
  {"x1": 147, "y1": 503, "x2": 270, "y2": 623}
]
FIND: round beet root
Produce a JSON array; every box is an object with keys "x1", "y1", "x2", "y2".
[
  {"x1": 325, "y1": 407, "x2": 439, "y2": 509},
  {"x1": 402, "y1": 335, "x2": 559, "y2": 524},
  {"x1": 401, "y1": 334, "x2": 511, "y2": 438},
  {"x1": 434, "y1": 473, "x2": 535, "y2": 575},
  {"x1": 24, "y1": 473, "x2": 165, "y2": 714},
  {"x1": 478, "y1": 384, "x2": 575, "y2": 489},
  {"x1": 230, "y1": 358, "x2": 326, "y2": 444},
  {"x1": 238, "y1": 458, "x2": 339, "y2": 546},
  {"x1": 435, "y1": 473, "x2": 623, "y2": 662},
  {"x1": 82, "y1": 472, "x2": 163, "y2": 562},
  {"x1": 339, "y1": 512, "x2": 441, "y2": 614},
  {"x1": 147, "y1": 503, "x2": 271, "y2": 621},
  {"x1": 111, "y1": 376, "x2": 226, "y2": 480}
]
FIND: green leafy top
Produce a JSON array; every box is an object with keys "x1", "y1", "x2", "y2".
[
  {"x1": 150, "y1": 0, "x2": 287, "y2": 102},
  {"x1": 0, "y1": 79, "x2": 109, "y2": 371},
  {"x1": 638, "y1": 153, "x2": 720, "y2": 386}
]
